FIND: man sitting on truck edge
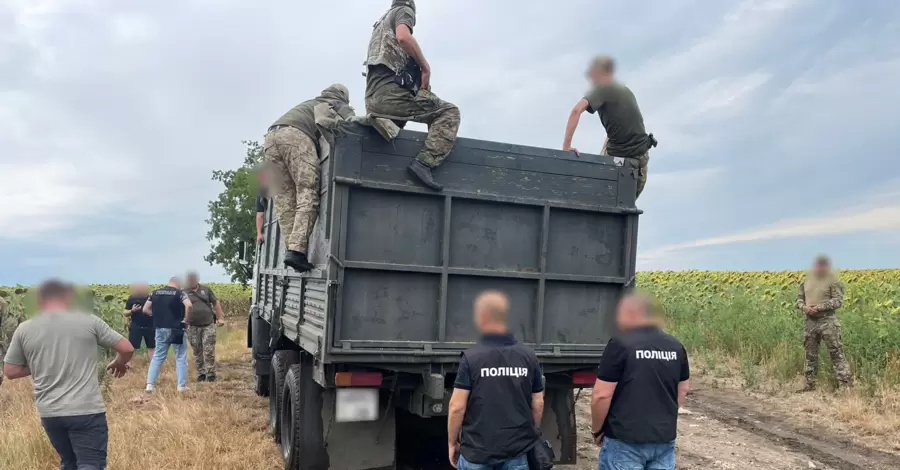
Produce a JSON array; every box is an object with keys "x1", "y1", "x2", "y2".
[
  {"x1": 264, "y1": 84, "x2": 354, "y2": 272},
  {"x1": 448, "y1": 291, "x2": 545, "y2": 469},
  {"x1": 562, "y1": 56, "x2": 657, "y2": 200},
  {"x1": 364, "y1": 0, "x2": 461, "y2": 192},
  {"x1": 591, "y1": 294, "x2": 690, "y2": 470}
]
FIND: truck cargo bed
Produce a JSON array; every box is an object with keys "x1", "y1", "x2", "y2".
[{"x1": 255, "y1": 123, "x2": 640, "y2": 365}]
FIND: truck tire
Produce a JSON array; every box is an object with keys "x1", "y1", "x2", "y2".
[
  {"x1": 269, "y1": 350, "x2": 299, "y2": 443},
  {"x1": 281, "y1": 359, "x2": 329, "y2": 470},
  {"x1": 255, "y1": 373, "x2": 270, "y2": 397}
]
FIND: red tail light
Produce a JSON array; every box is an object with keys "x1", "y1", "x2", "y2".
[
  {"x1": 335, "y1": 372, "x2": 383, "y2": 387},
  {"x1": 573, "y1": 371, "x2": 596, "y2": 386}
]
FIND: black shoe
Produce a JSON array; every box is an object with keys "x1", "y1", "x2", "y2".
[
  {"x1": 284, "y1": 251, "x2": 314, "y2": 272},
  {"x1": 197, "y1": 374, "x2": 207, "y2": 383},
  {"x1": 206, "y1": 375, "x2": 217, "y2": 383},
  {"x1": 407, "y1": 161, "x2": 443, "y2": 191}
]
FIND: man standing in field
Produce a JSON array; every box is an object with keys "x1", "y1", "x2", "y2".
[
  {"x1": 562, "y1": 56, "x2": 657, "y2": 200},
  {"x1": 185, "y1": 272, "x2": 225, "y2": 383},
  {"x1": 796, "y1": 255, "x2": 853, "y2": 391},
  {"x1": 364, "y1": 0, "x2": 461, "y2": 191},
  {"x1": 591, "y1": 294, "x2": 690, "y2": 470},
  {"x1": 3, "y1": 279, "x2": 134, "y2": 470},
  {"x1": 123, "y1": 283, "x2": 155, "y2": 363},
  {"x1": 144, "y1": 277, "x2": 193, "y2": 393}
]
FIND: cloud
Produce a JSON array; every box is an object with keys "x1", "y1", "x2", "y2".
[{"x1": 639, "y1": 202, "x2": 900, "y2": 265}]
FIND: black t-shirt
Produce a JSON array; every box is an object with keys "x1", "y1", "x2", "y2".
[
  {"x1": 256, "y1": 188, "x2": 267, "y2": 213},
  {"x1": 597, "y1": 326, "x2": 690, "y2": 444},
  {"x1": 125, "y1": 295, "x2": 152, "y2": 328},
  {"x1": 454, "y1": 334, "x2": 544, "y2": 465},
  {"x1": 148, "y1": 287, "x2": 189, "y2": 330}
]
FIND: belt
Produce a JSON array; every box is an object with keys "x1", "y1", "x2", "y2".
[{"x1": 268, "y1": 124, "x2": 294, "y2": 132}]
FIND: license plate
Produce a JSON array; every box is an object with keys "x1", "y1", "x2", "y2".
[{"x1": 335, "y1": 388, "x2": 379, "y2": 423}]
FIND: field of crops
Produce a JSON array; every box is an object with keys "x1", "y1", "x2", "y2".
[
  {"x1": 4, "y1": 271, "x2": 900, "y2": 393},
  {"x1": 638, "y1": 270, "x2": 900, "y2": 393}
]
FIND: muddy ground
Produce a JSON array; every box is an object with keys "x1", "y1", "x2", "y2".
[{"x1": 570, "y1": 386, "x2": 900, "y2": 470}]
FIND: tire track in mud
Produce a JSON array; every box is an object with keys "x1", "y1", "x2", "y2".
[{"x1": 687, "y1": 388, "x2": 900, "y2": 470}]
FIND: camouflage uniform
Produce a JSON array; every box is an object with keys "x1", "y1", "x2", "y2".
[
  {"x1": 601, "y1": 138, "x2": 649, "y2": 198},
  {"x1": 264, "y1": 85, "x2": 353, "y2": 255},
  {"x1": 796, "y1": 273, "x2": 852, "y2": 388},
  {"x1": 0, "y1": 295, "x2": 23, "y2": 387},
  {"x1": 364, "y1": 0, "x2": 460, "y2": 169},
  {"x1": 188, "y1": 324, "x2": 217, "y2": 377}
]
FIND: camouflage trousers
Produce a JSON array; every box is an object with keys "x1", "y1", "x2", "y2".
[
  {"x1": 264, "y1": 126, "x2": 320, "y2": 253},
  {"x1": 601, "y1": 139, "x2": 649, "y2": 199},
  {"x1": 188, "y1": 324, "x2": 217, "y2": 376},
  {"x1": 365, "y1": 83, "x2": 460, "y2": 168},
  {"x1": 804, "y1": 315, "x2": 852, "y2": 386}
]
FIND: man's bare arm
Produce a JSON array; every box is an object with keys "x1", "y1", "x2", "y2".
[
  {"x1": 183, "y1": 298, "x2": 193, "y2": 324},
  {"x1": 395, "y1": 24, "x2": 431, "y2": 87},
  {"x1": 142, "y1": 299, "x2": 152, "y2": 315},
  {"x1": 590, "y1": 379, "x2": 617, "y2": 435},
  {"x1": 531, "y1": 391, "x2": 545, "y2": 426},
  {"x1": 447, "y1": 388, "x2": 469, "y2": 444},
  {"x1": 563, "y1": 99, "x2": 590, "y2": 153},
  {"x1": 256, "y1": 212, "x2": 264, "y2": 240},
  {"x1": 3, "y1": 363, "x2": 30, "y2": 380},
  {"x1": 677, "y1": 379, "x2": 690, "y2": 408}
]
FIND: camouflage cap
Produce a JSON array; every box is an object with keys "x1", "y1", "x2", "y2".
[
  {"x1": 319, "y1": 84, "x2": 350, "y2": 104},
  {"x1": 392, "y1": 0, "x2": 415, "y2": 12}
]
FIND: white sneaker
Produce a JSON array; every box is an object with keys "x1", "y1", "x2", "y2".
[
  {"x1": 145, "y1": 384, "x2": 154, "y2": 393},
  {"x1": 177, "y1": 386, "x2": 188, "y2": 393}
]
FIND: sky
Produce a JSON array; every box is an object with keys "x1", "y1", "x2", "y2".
[{"x1": 1, "y1": 0, "x2": 899, "y2": 285}]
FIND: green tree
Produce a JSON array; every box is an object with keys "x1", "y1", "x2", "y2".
[{"x1": 205, "y1": 141, "x2": 263, "y2": 285}]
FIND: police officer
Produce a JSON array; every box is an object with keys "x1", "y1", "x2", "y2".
[
  {"x1": 143, "y1": 277, "x2": 193, "y2": 393},
  {"x1": 448, "y1": 291, "x2": 545, "y2": 469},
  {"x1": 591, "y1": 294, "x2": 690, "y2": 470}
]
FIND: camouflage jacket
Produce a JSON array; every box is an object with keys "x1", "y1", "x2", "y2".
[{"x1": 796, "y1": 275, "x2": 844, "y2": 317}]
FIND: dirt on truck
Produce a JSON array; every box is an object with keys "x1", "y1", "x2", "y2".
[{"x1": 245, "y1": 122, "x2": 641, "y2": 470}]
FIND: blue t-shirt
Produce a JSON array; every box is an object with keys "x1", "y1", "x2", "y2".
[{"x1": 149, "y1": 287, "x2": 188, "y2": 329}]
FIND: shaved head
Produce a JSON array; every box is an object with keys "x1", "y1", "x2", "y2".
[
  {"x1": 616, "y1": 292, "x2": 658, "y2": 331},
  {"x1": 474, "y1": 290, "x2": 510, "y2": 333}
]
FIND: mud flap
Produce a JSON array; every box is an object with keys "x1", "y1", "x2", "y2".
[{"x1": 540, "y1": 389, "x2": 577, "y2": 465}]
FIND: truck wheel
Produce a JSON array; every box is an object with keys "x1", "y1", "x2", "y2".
[
  {"x1": 269, "y1": 350, "x2": 299, "y2": 443},
  {"x1": 281, "y1": 359, "x2": 328, "y2": 470},
  {"x1": 255, "y1": 373, "x2": 270, "y2": 397}
]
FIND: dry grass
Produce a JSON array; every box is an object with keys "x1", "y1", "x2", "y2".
[
  {"x1": 692, "y1": 350, "x2": 900, "y2": 453},
  {"x1": 0, "y1": 323, "x2": 281, "y2": 470}
]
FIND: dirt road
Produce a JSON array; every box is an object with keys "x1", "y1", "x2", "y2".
[{"x1": 572, "y1": 387, "x2": 900, "y2": 470}]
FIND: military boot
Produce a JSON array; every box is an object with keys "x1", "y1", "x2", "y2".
[
  {"x1": 407, "y1": 161, "x2": 443, "y2": 191},
  {"x1": 285, "y1": 251, "x2": 314, "y2": 273},
  {"x1": 369, "y1": 115, "x2": 401, "y2": 141},
  {"x1": 197, "y1": 374, "x2": 207, "y2": 383},
  {"x1": 206, "y1": 374, "x2": 217, "y2": 383}
]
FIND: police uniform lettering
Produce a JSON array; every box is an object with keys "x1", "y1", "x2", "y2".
[
  {"x1": 597, "y1": 326, "x2": 690, "y2": 444},
  {"x1": 635, "y1": 350, "x2": 678, "y2": 361},
  {"x1": 454, "y1": 334, "x2": 543, "y2": 465},
  {"x1": 149, "y1": 287, "x2": 189, "y2": 330}
]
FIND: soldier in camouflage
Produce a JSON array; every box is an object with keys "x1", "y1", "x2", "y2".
[
  {"x1": 796, "y1": 255, "x2": 853, "y2": 391},
  {"x1": 0, "y1": 292, "x2": 23, "y2": 387},
  {"x1": 364, "y1": 0, "x2": 461, "y2": 191},
  {"x1": 185, "y1": 272, "x2": 225, "y2": 382},
  {"x1": 264, "y1": 84, "x2": 355, "y2": 272}
]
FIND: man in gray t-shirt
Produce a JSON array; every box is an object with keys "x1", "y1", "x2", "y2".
[{"x1": 3, "y1": 279, "x2": 134, "y2": 470}]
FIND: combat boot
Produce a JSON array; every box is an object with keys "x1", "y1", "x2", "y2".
[
  {"x1": 407, "y1": 161, "x2": 443, "y2": 191},
  {"x1": 206, "y1": 374, "x2": 217, "y2": 383},
  {"x1": 285, "y1": 251, "x2": 315, "y2": 273},
  {"x1": 197, "y1": 374, "x2": 207, "y2": 382}
]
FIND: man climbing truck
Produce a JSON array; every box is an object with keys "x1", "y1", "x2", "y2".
[{"x1": 246, "y1": 121, "x2": 641, "y2": 470}]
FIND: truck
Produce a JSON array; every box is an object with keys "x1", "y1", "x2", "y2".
[{"x1": 245, "y1": 122, "x2": 641, "y2": 470}]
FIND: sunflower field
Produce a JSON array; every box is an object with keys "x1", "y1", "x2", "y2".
[{"x1": 637, "y1": 270, "x2": 900, "y2": 392}]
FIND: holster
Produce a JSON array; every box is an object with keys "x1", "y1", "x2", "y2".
[{"x1": 392, "y1": 59, "x2": 423, "y2": 93}]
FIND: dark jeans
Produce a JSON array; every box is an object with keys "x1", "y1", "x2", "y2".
[{"x1": 41, "y1": 413, "x2": 108, "y2": 470}]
